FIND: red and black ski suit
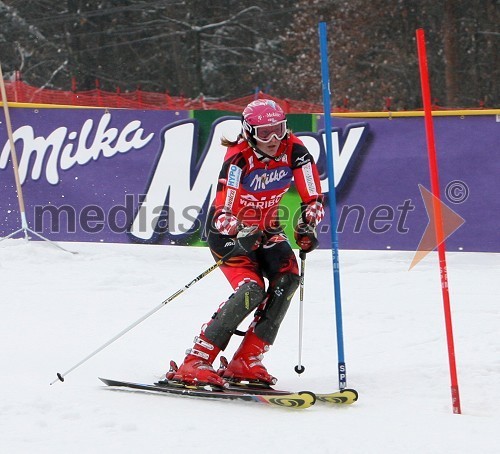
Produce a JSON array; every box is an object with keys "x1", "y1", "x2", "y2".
[{"x1": 203, "y1": 134, "x2": 323, "y2": 349}]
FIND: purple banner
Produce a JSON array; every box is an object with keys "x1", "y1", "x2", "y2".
[
  {"x1": 0, "y1": 107, "x2": 498, "y2": 252},
  {"x1": 315, "y1": 115, "x2": 499, "y2": 252}
]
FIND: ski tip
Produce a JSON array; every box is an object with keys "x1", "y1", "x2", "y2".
[
  {"x1": 342, "y1": 388, "x2": 359, "y2": 402},
  {"x1": 299, "y1": 390, "x2": 316, "y2": 406},
  {"x1": 260, "y1": 390, "x2": 316, "y2": 409},
  {"x1": 316, "y1": 388, "x2": 358, "y2": 405}
]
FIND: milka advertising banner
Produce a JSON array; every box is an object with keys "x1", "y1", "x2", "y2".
[{"x1": 0, "y1": 107, "x2": 498, "y2": 252}]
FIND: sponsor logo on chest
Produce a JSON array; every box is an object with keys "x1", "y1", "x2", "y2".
[{"x1": 246, "y1": 168, "x2": 292, "y2": 191}]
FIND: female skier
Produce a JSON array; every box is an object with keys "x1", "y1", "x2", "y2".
[{"x1": 166, "y1": 99, "x2": 324, "y2": 388}]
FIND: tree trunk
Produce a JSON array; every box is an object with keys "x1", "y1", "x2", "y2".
[{"x1": 443, "y1": 0, "x2": 460, "y2": 106}]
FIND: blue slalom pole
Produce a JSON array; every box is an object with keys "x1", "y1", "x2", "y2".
[{"x1": 319, "y1": 22, "x2": 347, "y2": 390}]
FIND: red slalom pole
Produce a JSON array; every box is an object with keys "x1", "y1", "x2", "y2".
[{"x1": 416, "y1": 28, "x2": 461, "y2": 414}]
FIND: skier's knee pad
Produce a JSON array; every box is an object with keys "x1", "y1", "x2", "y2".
[
  {"x1": 274, "y1": 272, "x2": 300, "y2": 295},
  {"x1": 254, "y1": 272, "x2": 300, "y2": 344},
  {"x1": 204, "y1": 281, "x2": 266, "y2": 349}
]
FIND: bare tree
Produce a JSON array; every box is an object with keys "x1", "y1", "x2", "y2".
[{"x1": 0, "y1": 0, "x2": 498, "y2": 108}]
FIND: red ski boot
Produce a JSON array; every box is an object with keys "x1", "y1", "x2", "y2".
[
  {"x1": 222, "y1": 331, "x2": 277, "y2": 385},
  {"x1": 166, "y1": 335, "x2": 227, "y2": 389}
]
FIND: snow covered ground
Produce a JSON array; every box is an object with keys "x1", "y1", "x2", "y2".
[{"x1": 0, "y1": 239, "x2": 498, "y2": 453}]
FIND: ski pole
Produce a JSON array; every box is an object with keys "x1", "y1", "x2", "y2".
[
  {"x1": 294, "y1": 250, "x2": 307, "y2": 374},
  {"x1": 50, "y1": 245, "x2": 239, "y2": 385},
  {"x1": 319, "y1": 21, "x2": 348, "y2": 390}
]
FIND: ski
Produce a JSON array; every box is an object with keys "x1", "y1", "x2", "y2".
[
  {"x1": 223, "y1": 382, "x2": 358, "y2": 405},
  {"x1": 99, "y1": 378, "x2": 315, "y2": 409},
  {"x1": 315, "y1": 389, "x2": 358, "y2": 404}
]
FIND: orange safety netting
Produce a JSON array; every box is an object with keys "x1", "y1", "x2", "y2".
[{"x1": 1, "y1": 79, "x2": 328, "y2": 114}]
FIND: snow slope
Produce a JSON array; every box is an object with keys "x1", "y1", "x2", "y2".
[{"x1": 0, "y1": 240, "x2": 498, "y2": 453}]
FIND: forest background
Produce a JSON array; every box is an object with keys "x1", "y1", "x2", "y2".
[{"x1": 0, "y1": 0, "x2": 498, "y2": 111}]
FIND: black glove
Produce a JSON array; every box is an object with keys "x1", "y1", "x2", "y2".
[
  {"x1": 236, "y1": 225, "x2": 264, "y2": 253},
  {"x1": 294, "y1": 222, "x2": 318, "y2": 253}
]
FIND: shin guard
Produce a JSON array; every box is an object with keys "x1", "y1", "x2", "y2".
[
  {"x1": 253, "y1": 273, "x2": 300, "y2": 344},
  {"x1": 203, "y1": 281, "x2": 266, "y2": 349}
]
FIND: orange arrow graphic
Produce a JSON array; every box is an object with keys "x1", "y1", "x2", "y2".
[{"x1": 409, "y1": 184, "x2": 465, "y2": 270}]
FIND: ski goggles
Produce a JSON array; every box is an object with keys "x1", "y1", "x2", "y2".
[{"x1": 252, "y1": 120, "x2": 288, "y2": 143}]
